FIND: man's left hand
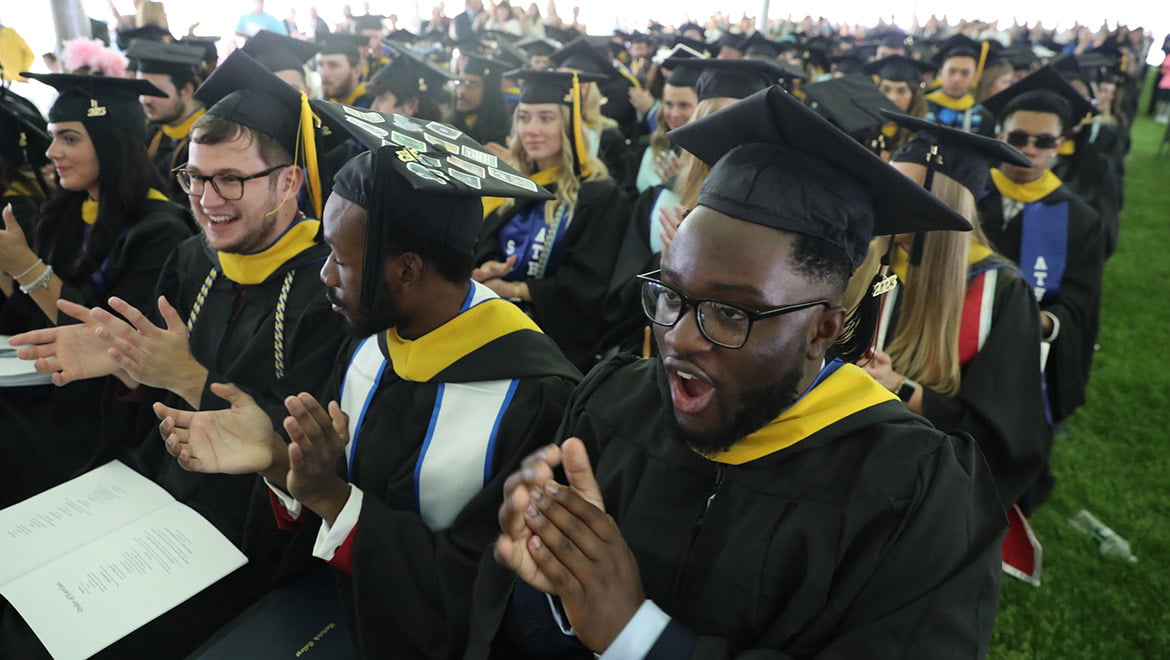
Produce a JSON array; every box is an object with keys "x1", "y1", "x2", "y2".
[{"x1": 283, "y1": 393, "x2": 352, "y2": 525}]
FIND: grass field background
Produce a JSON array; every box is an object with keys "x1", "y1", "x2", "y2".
[{"x1": 988, "y1": 70, "x2": 1170, "y2": 657}]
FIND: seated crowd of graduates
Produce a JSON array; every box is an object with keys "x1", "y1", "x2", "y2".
[{"x1": 0, "y1": 9, "x2": 1151, "y2": 658}]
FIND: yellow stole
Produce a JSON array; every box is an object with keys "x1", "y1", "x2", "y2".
[
  {"x1": 1057, "y1": 140, "x2": 1075, "y2": 156},
  {"x1": 481, "y1": 166, "x2": 559, "y2": 219},
  {"x1": 4, "y1": 180, "x2": 42, "y2": 199},
  {"x1": 333, "y1": 82, "x2": 368, "y2": 106},
  {"x1": 217, "y1": 219, "x2": 320, "y2": 285},
  {"x1": 162, "y1": 108, "x2": 206, "y2": 140},
  {"x1": 926, "y1": 90, "x2": 975, "y2": 111},
  {"x1": 990, "y1": 168, "x2": 1062, "y2": 203},
  {"x1": 704, "y1": 363, "x2": 897, "y2": 465},
  {"x1": 82, "y1": 188, "x2": 169, "y2": 225},
  {"x1": 881, "y1": 122, "x2": 898, "y2": 137},
  {"x1": 384, "y1": 297, "x2": 542, "y2": 382}
]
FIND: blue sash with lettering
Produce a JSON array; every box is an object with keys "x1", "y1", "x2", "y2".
[
  {"x1": 1018, "y1": 201, "x2": 1070, "y2": 305},
  {"x1": 498, "y1": 202, "x2": 571, "y2": 281}
]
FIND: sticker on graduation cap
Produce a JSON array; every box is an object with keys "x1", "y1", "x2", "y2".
[
  {"x1": 426, "y1": 122, "x2": 464, "y2": 140},
  {"x1": 312, "y1": 98, "x2": 554, "y2": 200},
  {"x1": 342, "y1": 105, "x2": 386, "y2": 124}
]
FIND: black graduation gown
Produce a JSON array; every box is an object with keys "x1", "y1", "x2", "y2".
[
  {"x1": 978, "y1": 183, "x2": 1105, "y2": 423},
  {"x1": 600, "y1": 184, "x2": 665, "y2": 354},
  {"x1": 329, "y1": 322, "x2": 580, "y2": 658},
  {"x1": 454, "y1": 106, "x2": 513, "y2": 147},
  {"x1": 476, "y1": 178, "x2": 631, "y2": 371},
  {"x1": 466, "y1": 356, "x2": 1006, "y2": 658},
  {"x1": 883, "y1": 257, "x2": 1052, "y2": 513},
  {"x1": 0, "y1": 198, "x2": 193, "y2": 507},
  {"x1": 596, "y1": 126, "x2": 636, "y2": 198}
]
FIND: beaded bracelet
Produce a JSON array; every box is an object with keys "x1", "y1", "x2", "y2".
[{"x1": 19, "y1": 264, "x2": 54, "y2": 295}]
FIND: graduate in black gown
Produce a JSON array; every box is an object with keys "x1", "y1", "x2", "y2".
[
  {"x1": 4, "y1": 51, "x2": 343, "y2": 658},
  {"x1": 978, "y1": 67, "x2": 1106, "y2": 427},
  {"x1": 474, "y1": 70, "x2": 632, "y2": 371},
  {"x1": 925, "y1": 35, "x2": 995, "y2": 135},
  {"x1": 0, "y1": 74, "x2": 192, "y2": 506},
  {"x1": 467, "y1": 86, "x2": 1006, "y2": 659},
  {"x1": 453, "y1": 53, "x2": 514, "y2": 147},
  {"x1": 153, "y1": 107, "x2": 579, "y2": 659},
  {"x1": 126, "y1": 39, "x2": 209, "y2": 205}
]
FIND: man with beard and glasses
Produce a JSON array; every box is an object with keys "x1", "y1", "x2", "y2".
[
  {"x1": 151, "y1": 103, "x2": 580, "y2": 658},
  {"x1": 464, "y1": 87, "x2": 1008, "y2": 659},
  {"x1": 6, "y1": 51, "x2": 343, "y2": 658}
]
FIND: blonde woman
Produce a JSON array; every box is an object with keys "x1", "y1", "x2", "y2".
[
  {"x1": 851, "y1": 112, "x2": 1052, "y2": 516},
  {"x1": 474, "y1": 70, "x2": 631, "y2": 370}
]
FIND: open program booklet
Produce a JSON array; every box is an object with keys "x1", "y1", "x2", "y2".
[{"x1": 0, "y1": 460, "x2": 247, "y2": 660}]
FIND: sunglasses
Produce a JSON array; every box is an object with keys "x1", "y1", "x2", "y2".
[{"x1": 1005, "y1": 131, "x2": 1061, "y2": 149}]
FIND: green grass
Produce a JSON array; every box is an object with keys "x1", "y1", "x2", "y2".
[{"x1": 988, "y1": 72, "x2": 1170, "y2": 657}]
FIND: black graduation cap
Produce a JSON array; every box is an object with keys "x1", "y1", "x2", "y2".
[
  {"x1": 663, "y1": 57, "x2": 796, "y2": 102},
  {"x1": 550, "y1": 38, "x2": 617, "y2": 78},
  {"x1": 803, "y1": 75, "x2": 902, "y2": 139},
  {"x1": 178, "y1": 36, "x2": 221, "y2": 69},
  {"x1": 885, "y1": 108, "x2": 1032, "y2": 198},
  {"x1": 678, "y1": 22, "x2": 705, "y2": 37},
  {"x1": 659, "y1": 42, "x2": 707, "y2": 65},
  {"x1": 387, "y1": 29, "x2": 418, "y2": 44},
  {"x1": 460, "y1": 53, "x2": 511, "y2": 80},
  {"x1": 831, "y1": 53, "x2": 866, "y2": 76},
  {"x1": 996, "y1": 47, "x2": 1037, "y2": 72},
  {"x1": 543, "y1": 25, "x2": 579, "y2": 46},
  {"x1": 481, "y1": 29, "x2": 522, "y2": 44},
  {"x1": 319, "y1": 33, "x2": 365, "y2": 58},
  {"x1": 932, "y1": 34, "x2": 982, "y2": 64},
  {"x1": 516, "y1": 37, "x2": 560, "y2": 58},
  {"x1": 981, "y1": 65, "x2": 1097, "y2": 129},
  {"x1": 666, "y1": 65, "x2": 701, "y2": 88},
  {"x1": 628, "y1": 31, "x2": 652, "y2": 46},
  {"x1": 310, "y1": 100, "x2": 553, "y2": 308},
  {"x1": 863, "y1": 54, "x2": 936, "y2": 83},
  {"x1": 381, "y1": 41, "x2": 459, "y2": 95},
  {"x1": 243, "y1": 30, "x2": 320, "y2": 74},
  {"x1": 195, "y1": 50, "x2": 323, "y2": 216},
  {"x1": 667, "y1": 86, "x2": 970, "y2": 271},
  {"x1": 1065, "y1": 51, "x2": 1120, "y2": 84},
  {"x1": 115, "y1": 24, "x2": 173, "y2": 51},
  {"x1": 740, "y1": 31, "x2": 781, "y2": 59},
  {"x1": 0, "y1": 98, "x2": 51, "y2": 170},
  {"x1": 126, "y1": 39, "x2": 205, "y2": 80},
  {"x1": 21, "y1": 73, "x2": 165, "y2": 136},
  {"x1": 353, "y1": 15, "x2": 386, "y2": 32}
]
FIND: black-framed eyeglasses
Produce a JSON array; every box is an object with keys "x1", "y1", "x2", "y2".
[
  {"x1": 1004, "y1": 131, "x2": 1061, "y2": 150},
  {"x1": 636, "y1": 270, "x2": 830, "y2": 349},
  {"x1": 172, "y1": 163, "x2": 292, "y2": 200}
]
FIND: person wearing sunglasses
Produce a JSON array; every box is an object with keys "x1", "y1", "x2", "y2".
[
  {"x1": 979, "y1": 67, "x2": 1107, "y2": 426},
  {"x1": 468, "y1": 87, "x2": 1005, "y2": 660}
]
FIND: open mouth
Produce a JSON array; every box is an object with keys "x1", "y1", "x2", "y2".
[{"x1": 665, "y1": 359, "x2": 716, "y2": 415}]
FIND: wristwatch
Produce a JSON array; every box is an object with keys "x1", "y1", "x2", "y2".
[{"x1": 896, "y1": 377, "x2": 917, "y2": 402}]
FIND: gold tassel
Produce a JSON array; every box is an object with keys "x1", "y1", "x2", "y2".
[
  {"x1": 641, "y1": 326, "x2": 652, "y2": 359},
  {"x1": 570, "y1": 73, "x2": 590, "y2": 177},
  {"x1": 297, "y1": 91, "x2": 323, "y2": 219},
  {"x1": 971, "y1": 42, "x2": 990, "y2": 90}
]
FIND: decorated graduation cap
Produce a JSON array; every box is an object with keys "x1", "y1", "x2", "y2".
[
  {"x1": 126, "y1": 39, "x2": 205, "y2": 83},
  {"x1": 195, "y1": 50, "x2": 324, "y2": 217},
  {"x1": 311, "y1": 101, "x2": 553, "y2": 308},
  {"x1": 802, "y1": 75, "x2": 902, "y2": 144},
  {"x1": 981, "y1": 65, "x2": 1097, "y2": 130},
  {"x1": 863, "y1": 54, "x2": 936, "y2": 83},
  {"x1": 381, "y1": 41, "x2": 459, "y2": 96},
  {"x1": 509, "y1": 69, "x2": 607, "y2": 176},
  {"x1": 21, "y1": 73, "x2": 165, "y2": 137},
  {"x1": 667, "y1": 86, "x2": 971, "y2": 360},
  {"x1": 243, "y1": 30, "x2": 320, "y2": 74},
  {"x1": 662, "y1": 57, "x2": 795, "y2": 102},
  {"x1": 885, "y1": 108, "x2": 1031, "y2": 198}
]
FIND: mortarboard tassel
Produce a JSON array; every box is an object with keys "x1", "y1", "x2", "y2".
[
  {"x1": 297, "y1": 91, "x2": 323, "y2": 219},
  {"x1": 971, "y1": 41, "x2": 990, "y2": 90},
  {"x1": 570, "y1": 72, "x2": 588, "y2": 178}
]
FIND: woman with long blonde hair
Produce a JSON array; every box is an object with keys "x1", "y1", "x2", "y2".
[
  {"x1": 851, "y1": 113, "x2": 1052, "y2": 517},
  {"x1": 474, "y1": 70, "x2": 631, "y2": 370}
]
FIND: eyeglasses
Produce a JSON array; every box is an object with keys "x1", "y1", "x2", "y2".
[
  {"x1": 637, "y1": 270, "x2": 830, "y2": 349},
  {"x1": 173, "y1": 163, "x2": 292, "y2": 200},
  {"x1": 1004, "y1": 131, "x2": 1061, "y2": 149}
]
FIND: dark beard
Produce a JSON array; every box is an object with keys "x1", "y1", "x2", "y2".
[
  {"x1": 658, "y1": 360, "x2": 805, "y2": 456},
  {"x1": 331, "y1": 279, "x2": 402, "y2": 338}
]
